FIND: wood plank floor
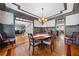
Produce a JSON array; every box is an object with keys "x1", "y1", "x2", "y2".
[{"x1": 0, "y1": 34, "x2": 79, "y2": 56}]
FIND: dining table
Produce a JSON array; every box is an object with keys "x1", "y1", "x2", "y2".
[{"x1": 33, "y1": 33, "x2": 51, "y2": 45}]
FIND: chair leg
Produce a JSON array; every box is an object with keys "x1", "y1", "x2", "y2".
[
  {"x1": 29, "y1": 44, "x2": 31, "y2": 51},
  {"x1": 50, "y1": 44, "x2": 52, "y2": 53},
  {"x1": 29, "y1": 45, "x2": 31, "y2": 56},
  {"x1": 1, "y1": 42, "x2": 5, "y2": 49},
  {"x1": 32, "y1": 46, "x2": 34, "y2": 55},
  {"x1": 51, "y1": 40, "x2": 54, "y2": 52}
]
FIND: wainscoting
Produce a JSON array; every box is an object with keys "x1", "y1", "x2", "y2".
[
  {"x1": 0, "y1": 23, "x2": 15, "y2": 38},
  {"x1": 66, "y1": 24, "x2": 79, "y2": 36}
]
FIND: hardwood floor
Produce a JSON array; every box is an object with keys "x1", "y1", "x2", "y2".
[
  {"x1": 0, "y1": 44, "x2": 15, "y2": 56},
  {"x1": 0, "y1": 34, "x2": 79, "y2": 56}
]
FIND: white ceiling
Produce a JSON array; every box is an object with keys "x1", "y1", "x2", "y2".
[{"x1": 17, "y1": 3, "x2": 64, "y2": 18}]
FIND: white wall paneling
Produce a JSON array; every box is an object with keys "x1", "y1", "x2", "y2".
[
  {"x1": 0, "y1": 10, "x2": 14, "y2": 24},
  {"x1": 66, "y1": 13, "x2": 79, "y2": 25},
  {"x1": 66, "y1": 13, "x2": 79, "y2": 35}
]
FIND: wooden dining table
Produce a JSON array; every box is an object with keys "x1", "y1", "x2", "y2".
[
  {"x1": 33, "y1": 34, "x2": 51, "y2": 45},
  {"x1": 33, "y1": 34, "x2": 51, "y2": 40}
]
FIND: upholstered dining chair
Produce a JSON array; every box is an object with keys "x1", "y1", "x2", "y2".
[
  {"x1": 65, "y1": 32, "x2": 78, "y2": 45},
  {"x1": 43, "y1": 37, "x2": 53, "y2": 52},
  {"x1": 43, "y1": 31, "x2": 53, "y2": 52},
  {"x1": 0, "y1": 33, "x2": 9, "y2": 49},
  {"x1": 0, "y1": 32, "x2": 15, "y2": 49},
  {"x1": 28, "y1": 33, "x2": 41, "y2": 54}
]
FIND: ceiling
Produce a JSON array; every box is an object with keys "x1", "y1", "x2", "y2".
[{"x1": 17, "y1": 3, "x2": 64, "y2": 18}]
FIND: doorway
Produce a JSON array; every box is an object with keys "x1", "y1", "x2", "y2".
[
  {"x1": 56, "y1": 18, "x2": 65, "y2": 35},
  {"x1": 14, "y1": 17, "x2": 33, "y2": 45}
]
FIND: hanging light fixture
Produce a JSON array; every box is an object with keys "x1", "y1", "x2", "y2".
[{"x1": 39, "y1": 8, "x2": 47, "y2": 25}]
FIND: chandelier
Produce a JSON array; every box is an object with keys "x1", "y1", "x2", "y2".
[{"x1": 39, "y1": 8, "x2": 47, "y2": 25}]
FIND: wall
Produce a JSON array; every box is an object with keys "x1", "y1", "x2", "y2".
[
  {"x1": 0, "y1": 10, "x2": 14, "y2": 24},
  {"x1": 0, "y1": 23, "x2": 2, "y2": 32},
  {"x1": 0, "y1": 10, "x2": 15, "y2": 38},
  {"x1": 66, "y1": 13, "x2": 79, "y2": 35},
  {"x1": 66, "y1": 13, "x2": 79, "y2": 25},
  {"x1": 34, "y1": 19, "x2": 55, "y2": 34},
  {"x1": 66, "y1": 25, "x2": 79, "y2": 35}
]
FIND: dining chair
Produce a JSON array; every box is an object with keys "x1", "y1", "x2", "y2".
[
  {"x1": 43, "y1": 36, "x2": 54, "y2": 53},
  {"x1": 43, "y1": 32, "x2": 53, "y2": 52},
  {"x1": 65, "y1": 32, "x2": 77, "y2": 45},
  {"x1": 0, "y1": 33, "x2": 9, "y2": 49},
  {"x1": 0, "y1": 33, "x2": 8, "y2": 49},
  {"x1": 28, "y1": 33, "x2": 41, "y2": 54},
  {"x1": 0, "y1": 32, "x2": 15, "y2": 49}
]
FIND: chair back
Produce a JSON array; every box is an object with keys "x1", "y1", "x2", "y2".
[
  {"x1": 72, "y1": 32, "x2": 77, "y2": 38},
  {"x1": 70, "y1": 32, "x2": 78, "y2": 41},
  {"x1": 28, "y1": 33, "x2": 34, "y2": 41},
  {"x1": 48, "y1": 30, "x2": 53, "y2": 35},
  {"x1": 1, "y1": 32, "x2": 7, "y2": 39}
]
